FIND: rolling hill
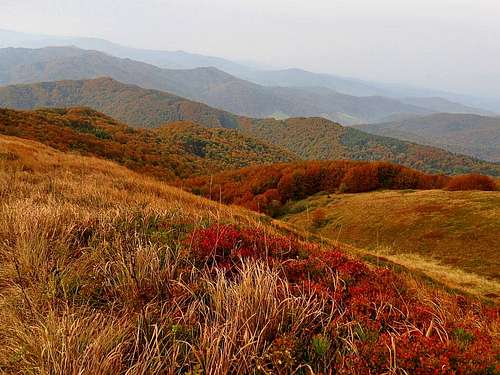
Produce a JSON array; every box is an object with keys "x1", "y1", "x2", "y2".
[
  {"x1": 181, "y1": 161, "x2": 499, "y2": 300},
  {"x1": 0, "y1": 107, "x2": 298, "y2": 179},
  {"x1": 281, "y1": 190, "x2": 500, "y2": 299},
  {"x1": 354, "y1": 113, "x2": 500, "y2": 162},
  {"x1": 1, "y1": 78, "x2": 499, "y2": 176},
  {"x1": 239, "y1": 117, "x2": 500, "y2": 176},
  {"x1": 0, "y1": 46, "x2": 455, "y2": 124},
  {"x1": 0, "y1": 77, "x2": 241, "y2": 128},
  {"x1": 1, "y1": 133, "x2": 498, "y2": 373}
]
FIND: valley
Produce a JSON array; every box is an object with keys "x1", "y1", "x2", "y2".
[{"x1": 354, "y1": 113, "x2": 500, "y2": 162}]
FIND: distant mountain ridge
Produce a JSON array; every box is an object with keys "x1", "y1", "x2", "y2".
[
  {"x1": 2, "y1": 28, "x2": 498, "y2": 113},
  {"x1": 1, "y1": 46, "x2": 488, "y2": 125},
  {"x1": 0, "y1": 28, "x2": 248, "y2": 72},
  {"x1": 354, "y1": 113, "x2": 500, "y2": 162},
  {"x1": 398, "y1": 97, "x2": 494, "y2": 116}
]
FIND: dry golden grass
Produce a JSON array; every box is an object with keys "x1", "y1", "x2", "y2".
[
  {"x1": 0, "y1": 135, "x2": 341, "y2": 373},
  {"x1": 282, "y1": 190, "x2": 500, "y2": 301},
  {"x1": 0, "y1": 135, "x2": 498, "y2": 374}
]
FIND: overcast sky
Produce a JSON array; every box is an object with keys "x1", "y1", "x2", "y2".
[{"x1": 1, "y1": 0, "x2": 499, "y2": 98}]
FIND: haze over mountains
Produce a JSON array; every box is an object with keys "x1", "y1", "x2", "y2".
[
  {"x1": 1, "y1": 28, "x2": 498, "y2": 114},
  {"x1": 0, "y1": 46, "x2": 494, "y2": 126},
  {"x1": 355, "y1": 113, "x2": 500, "y2": 162}
]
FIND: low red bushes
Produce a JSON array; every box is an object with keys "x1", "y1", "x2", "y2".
[
  {"x1": 446, "y1": 174, "x2": 497, "y2": 191},
  {"x1": 185, "y1": 224, "x2": 499, "y2": 373},
  {"x1": 187, "y1": 225, "x2": 303, "y2": 265}
]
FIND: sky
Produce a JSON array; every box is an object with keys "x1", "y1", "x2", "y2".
[{"x1": 1, "y1": 0, "x2": 499, "y2": 98}]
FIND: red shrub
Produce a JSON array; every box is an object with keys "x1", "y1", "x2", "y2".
[
  {"x1": 446, "y1": 174, "x2": 497, "y2": 191},
  {"x1": 182, "y1": 160, "x2": 484, "y2": 214},
  {"x1": 185, "y1": 224, "x2": 499, "y2": 373}
]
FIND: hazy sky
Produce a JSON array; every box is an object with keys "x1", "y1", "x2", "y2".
[{"x1": 1, "y1": 0, "x2": 499, "y2": 98}]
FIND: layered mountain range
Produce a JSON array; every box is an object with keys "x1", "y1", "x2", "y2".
[
  {"x1": 0, "y1": 46, "x2": 493, "y2": 125},
  {"x1": 0, "y1": 78, "x2": 498, "y2": 177}
]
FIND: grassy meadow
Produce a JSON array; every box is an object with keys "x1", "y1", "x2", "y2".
[{"x1": 281, "y1": 190, "x2": 500, "y2": 302}]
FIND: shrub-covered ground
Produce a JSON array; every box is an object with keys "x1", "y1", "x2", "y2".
[{"x1": 0, "y1": 135, "x2": 498, "y2": 374}]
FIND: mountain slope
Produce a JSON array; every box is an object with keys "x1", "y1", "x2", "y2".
[
  {"x1": 354, "y1": 113, "x2": 500, "y2": 162},
  {"x1": 399, "y1": 97, "x2": 494, "y2": 115},
  {"x1": 0, "y1": 78, "x2": 241, "y2": 128},
  {"x1": 0, "y1": 107, "x2": 298, "y2": 179},
  {"x1": 240, "y1": 117, "x2": 500, "y2": 176},
  {"x1": 2, "y1": 76, "x2": 499, "y2": 176},
  {"x1": 1, "y1": 134, "x2": 498, "y2": 373},
  {"x1": 1, "y1": 78, "x2": 498, "y2": 176},
  {"x1": 281, "y1": 190, "x2": 500, "y2": 299},
  {"x1": 0, "y1": 47, "x2": 442, "y2": 124},
  {"x1": 0, "y1": 46, "x2": 236, "y2": 100}
]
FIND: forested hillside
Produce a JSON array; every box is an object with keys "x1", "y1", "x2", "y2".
[
  {"x1": 240, "y1": 117, "x2": 500, "y2": 176},
  {"x1": 0, "y1": 78, "x2": 240, "y2": 128},
  {"x1": 1, "y1": 77, "x2": 498, "y2": 176},
  {"x1": 0, "y1": 107, "x2": 297, "y2": 179}
]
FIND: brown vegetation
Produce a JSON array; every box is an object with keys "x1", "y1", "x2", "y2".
[
  {"x1": 0, "y1": 107, "x2": 297, "y2": 180},
  {"x1": 0, "y1": 134, "x2": 498, "y2": 373},
  {"x1": 182, "y1": 160, "x2": 459, "y2": 215},
  {"x1": 282, "y1": 190, "x2": 500, "y2": 297},
  {"x1": 446, "y1": 173, "x2": 497, "y2": 191}
]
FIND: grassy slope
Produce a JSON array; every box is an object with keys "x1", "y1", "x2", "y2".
[
  {"x1": 0, "y1": 107, "x2": 298, "y2": 179},
  {"x1": 281, "y1": 190, "x2": 500, "y2": 300},
  {"x1": 0, "y1": 134, "x2": 498, "y2": 373},
  {"x1": 240, "y1": 116, "x2": 500, "y2": 176}
]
